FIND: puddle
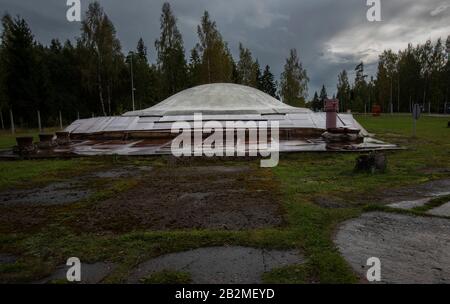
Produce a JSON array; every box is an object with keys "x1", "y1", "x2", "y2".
[
  {"x1": 128, "y1": 246, "x2": 304, "y2": 284},
  {"x1": 380, "y1": 179, "x2": 450, "y2": 205},
  {"x1": 0, "y1": 181, "x2": 91, "y2": 206},
  {"x1": 387, "y1": 198, "x2": 430, "y2": 210},
  {"x1": 0, "y1": 254, "x2": 17, "y2": 264},
  {"x1": 335, "y1": 212, "x2": 450, "y2": 283},
  {"x1": 377, "y1": 179, "x2": 450, "y2": 210}
]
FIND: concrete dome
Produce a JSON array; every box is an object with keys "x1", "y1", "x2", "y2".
[{"x1": 123, "y1": 83, "x2": 311, "y2": 116}]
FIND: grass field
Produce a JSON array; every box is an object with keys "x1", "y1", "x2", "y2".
[
  {"x1": 0, "y1": 128, "x2": 60, "y2": 150},
  {"x1": 0, "y1": 115, "x2": 448, "y2": 283}
]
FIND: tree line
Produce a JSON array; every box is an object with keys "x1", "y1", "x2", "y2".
[
  {"x1": 0, "y1": 2, "x2": 309, "y2": 128},
  {"x1": 327, "y1": 38, "x2": 450, "y2": 114}
]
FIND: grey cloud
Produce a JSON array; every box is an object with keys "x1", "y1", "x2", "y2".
[
  {"x1": 430, "y1": 2, "x2": 450, "y2": 16},
  {"x1": 0, "y1": 0, "x2": 448, "y2": 97}
]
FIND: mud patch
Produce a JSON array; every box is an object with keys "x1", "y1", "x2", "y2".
[
  {"x1": 0, "y1": 254, "x2": 17, "y2": 264},
  {"x1": 91, "y1": 166, "x2": 153, "y2": 178},
  {"x1": 128, "y1": 247, "x2": 304, "y2": 284},
  {"x1": 72, "y1": 165, "x2": 283, "y2": 232},
  {"x1": 335, "y1": 212, "x2": 450, "y2": 283},
  {"x1": 37, "y1": 262, "x2": 115, "y2": 284},
  {"x1": 0, "y1": 181, "x2": 91, "y2": 206},
  {"x1": 377, "y1": 179, "x2": 450, "y2": 205},
  {"x1": 313, "y1": 196, "x2": 350, "y2": 209}
]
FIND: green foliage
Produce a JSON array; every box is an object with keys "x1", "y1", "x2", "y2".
[
  {"x1": 155, "y1": 3, "x2": 188, "y2": 99},
  {"x1": 336, "y1": 70, "x2": 351, "y2": 112},
  {"x1": 0, "y1": 116, "x2": 448, "y2": 283},
  {"x1": 139, "y1": 270, "x2": 192, "y2": 284},
  {"x1": 195, "y1": 11, "x2": 234, "y2": 84},
  {"x1": 260, "y1": 65, "x2": 278, "y2": 98},
  {"x1": 349, "y1": 37, "x2": 450, "y2": 114},
  {"x1": 236, "y1": 43, "x2": 258, "y2": 87},
  {"x1": 280, "y1": 49, "x2": 309, "y2": 107}
]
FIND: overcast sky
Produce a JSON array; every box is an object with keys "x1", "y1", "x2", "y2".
[{"x1": 0, "y1": 0, "x2": 449, "y2": 97}]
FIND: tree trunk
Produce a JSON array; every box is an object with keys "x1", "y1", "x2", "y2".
[
  {"x1": 98, "y1": 73, "x2": 106, "y2": 117},
  {"x1": 107, "y1": 83, "x2": 111, "y2": 115},
  {"x1": 96, "y1": 50, "x2": 107, "y2": 117}
]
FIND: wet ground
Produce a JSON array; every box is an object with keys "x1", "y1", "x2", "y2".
[
  {"x1": 334, "y1": 179, "x2": 450, "y2": 283},
  {"x1": 71, "y1": 165, "x2": 283, "y2": 233},
  {"x1": 335, "y1": 212, "x2": 450, "y2": 284},
  {"x1": 0, "y1": 164, "x2": 283, "y2": 234},
  {"x1": 128, "y1": 246, "x2": 304, "y2": 284},
  {"x1": 377, "y1": 179, "x2": 450, "y2": 205},
  {"x1": 0, "y1": 181, "x2": 92, "y2": 206},
  {"x1": 0, "y1": 166, "x2": 154, "y2": 207}
]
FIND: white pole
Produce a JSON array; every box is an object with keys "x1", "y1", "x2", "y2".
[
  {"x1": 37, "y1": 110, "x2": 42, "y2": 132},
  {"x1": 130, "y1": 52, "x2": 135, "y2": 111},
  {"x1": 59, "y1": 111, "x2": 63, "y2": 130},
  {"x1": 9, "y1": 109, "x2": 14, "y2": 135}
]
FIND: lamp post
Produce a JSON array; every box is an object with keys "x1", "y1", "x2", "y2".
[{"x1": 129, "y1": 51, "x2": 136, "y2": 111}]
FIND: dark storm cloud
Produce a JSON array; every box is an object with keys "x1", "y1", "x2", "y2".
[{"x1": 0, "y1": 0, "x2": 449, "y2": 97}]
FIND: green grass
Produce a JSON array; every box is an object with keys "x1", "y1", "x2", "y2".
[
  {"x1": 0, "y1": 128, "x2": 60, "y2": 150},
  {"x1": 139, "y1": 270, "x2": 192, "y2": 284},
  {"x1": 0, "y1": 115, "x2": 449, "y2": 284}
]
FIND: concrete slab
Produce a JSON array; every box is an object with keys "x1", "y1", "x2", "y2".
[
  {"x1": 38, "y1": 262, "x2": 115, "y2": 284},
  {"x1": 427, "y1": 201, "x2": 450, "y2": 217},
  {"x1": 387, "y1": 198, "x2": 430, "y2": 210},
  {"x1": 128, "y1": 246, "x2": 304, "y2": 284},
  {"x1": 335, "y1": 212, "x2": 450, "y2": 284}
]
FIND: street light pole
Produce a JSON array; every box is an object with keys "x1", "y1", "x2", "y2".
[{"x1": 129, "y1": 51, "x2": 136, "y2": 111}]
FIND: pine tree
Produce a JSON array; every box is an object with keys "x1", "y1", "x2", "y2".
[
  {"x1": 254, "y1": 59, "x2": 262, "y2": 90},
  {"x1": 130, "y1": 39, "x2": 159, "y2": 109},
  {"x1": 310, "y1": 91, "x2": 320, "y2": 111},
  {"x1": 237, "y1": 43, "x2": 258, "y2": 87},
  {"x1": 196, "y1": 11, "x2": 234, "y2": 83},
  {"x1": 280, "y1": 49, "x2": 309, "y2": 107},
  {"x1": 260, "y1": 65, "x2": 277, "y2": 98},
  {"x1": 155, "y1": 2, "x2": 188, "y2": 99},
  {"x1": 353, "y1": 62, "x2": 368, "y2": 112},
  {"x1": 318, "y1": 85, "x2": 327, "y2": 111},
  {"x1": 81, "y1": 1, "x2": 123, "y2": 116},
  {"x1": 136, "y1": 38, "x2": 147, "y2": 61},
  {"x1": 188, "y1": 48, "x2": 202, "y2": 87},
  {"x1": 0, "y1": 14, "x2": 39, "y2": 125},
  {"x1": 336, "y1": 70, "x2": 351, "y2": 112}
]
